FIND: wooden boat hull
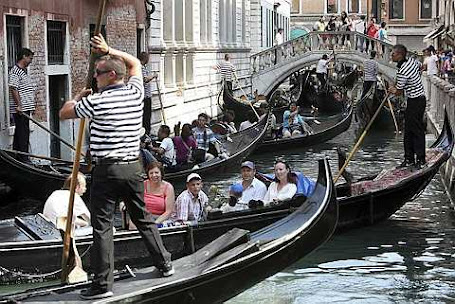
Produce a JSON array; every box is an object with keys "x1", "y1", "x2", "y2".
[
  {"x1": 255, "y1": 105, "x2": 353, "y2": 154},
  {"x1": 2, "y1": 158, "x2": 337, "y2": 303},
  {"x1": 0, "y1": 114, "x2": 269, "y2": 202}
]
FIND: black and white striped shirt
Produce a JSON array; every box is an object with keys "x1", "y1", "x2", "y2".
[
  {"x1": 216, "y1": 61, "x2": 236, "y2": 81},
  {"x1": 396, "y1": 57, "x2": 425, "y2": 99},
  {"x1": 8, "y1": 65, "x2": 36, "y2": 114},
  {"x1": 363, "y1": 58, "x2": 378, "y2": 82},
  {"x1": 75, "y1": 76, "x2": 144, "y2": 160}
]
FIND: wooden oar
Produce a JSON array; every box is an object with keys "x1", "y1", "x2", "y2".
[
  {"x1": 334, "y1": 91, "x2": 391, "y2": 183},
  {"x1": 61, "y1": 0, "x2": 108, "y2": 283},
  {"x1": 3, "y1": 148, "x2": 75, "y2": 164},
  {"x1": 154, "y1": 76, "x2": 167, "y2": 125},
  {"x1": 235, "y1": 78, "x2": 260, "y2": 119},
  {"x1": 21, "y1": 112, "x2": 84, "y2": 157},
  {"x1": 387, "y1": 99, "x2": 400, "y2": 134}
]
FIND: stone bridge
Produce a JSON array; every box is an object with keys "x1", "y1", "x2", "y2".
[{"x1": 249, "y1": 31, "x2": 408, "y2": 97}]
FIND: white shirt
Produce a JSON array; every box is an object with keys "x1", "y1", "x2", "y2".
[
  {"x1": 424, "y1": 55, "x2": 439, "y2": 76},
  {"x1": 263, "y1": 182, "x2": 297, "y2": 205},
  {"x1": 43, "y1": 190, "x2": 90, "y2": 226},
  {"x1": 241, "y1": 178, "x2": 267, "y2": 203},
  {"x1": 160, "y1": 137, "x2": 176, "y2": 165},
  {"x1": 354, "y1": 19, "x2": 365, "y2": 33},
  {"x1": 316, "y1": 59, "x2": 329, "y2": 74},
  {"x1": 275, "y1": 32, "x2": 283, "y2": 45}
]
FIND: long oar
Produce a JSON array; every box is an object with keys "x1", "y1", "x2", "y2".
[
  {"x1": 236, "y1": 78, "x2": 260, "y2": 119},
  {"x1": 61, "y1": 0, "x2": 108, "y2": 283},
  {"x1": 4, "y1": 148, "x2": 75, "y2": 164},
  {"x1": 154, "y1": 76, "x2": 167, "y2": 125},
  {"x1": 387, "y1": 99, "x2": 400, "y2": 134},
  {"x1": 21, "y1": 112, "x2": 84, "y2": 157},
  {"x1": 334, "y1": 91, "x2": 391, "y2": 183}
]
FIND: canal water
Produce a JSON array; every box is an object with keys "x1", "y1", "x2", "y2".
[{"x1": 1, "y1": 122, "x2": 455, "y2": 303}]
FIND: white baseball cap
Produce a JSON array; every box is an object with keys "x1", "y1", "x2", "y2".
[{"x1": 186, "y1": 173, "x2": 202, "y2": 183}]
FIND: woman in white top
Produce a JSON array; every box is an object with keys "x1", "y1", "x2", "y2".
[{"x1": 263, "y1": 160, "x2": 297, "y2": 205}]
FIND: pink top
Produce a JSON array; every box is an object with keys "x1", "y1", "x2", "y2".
[{"x1": 144, "y1": 180, "x2": 168, "y2": 215}]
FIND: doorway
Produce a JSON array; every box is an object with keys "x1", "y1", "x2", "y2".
[{"x1": 48, "y1": 75, "x2": 70, "y2": 159}]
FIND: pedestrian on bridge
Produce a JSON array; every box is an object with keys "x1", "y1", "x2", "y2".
[{"x1": 389, "y1": 44, "x2": 426, "y2": 169}]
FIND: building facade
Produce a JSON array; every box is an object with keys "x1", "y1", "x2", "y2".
[
  {"x1": 424, "y1": 0, "x2": 455, "y2": 50},
  {"x1": 1, "y1": 0, "x2": 284, "y2": 160}
]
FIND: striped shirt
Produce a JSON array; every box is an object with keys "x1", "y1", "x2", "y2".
[
  {"x1": 174, "y1": 189, "x2": 208, "y2": 221},
  {"x1": 395, "y1": 58, "x2": 425, "y2": 99},
  {"x1": 216, "y1": 61, "x2": 236, "y2": 82},
  {"x1": 141, "y1": 65, "x2": 153, "y2": 98},
  {"x1": 75, "y1": 76, "x2": 144, "y2": 160},
  {"x1": 363, "y1": 58, "x2": 378, "y2": 82},
  {"x1": 9, "y1": 65, "x2": 36, "y2": 114}
]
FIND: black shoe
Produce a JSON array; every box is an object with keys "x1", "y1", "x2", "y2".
[
  {"x1": 80, "y1": 287, "x2": 113, "y2": 300},
  {"x1": 414, "y1": 160, "x2": 426, "y2": 170},
  {"x1": 158, "y1": 262, "x2": 174, "y2": 277},
  {"x1": 397, "y1": 159, "x2": 415, "y2": 169}
]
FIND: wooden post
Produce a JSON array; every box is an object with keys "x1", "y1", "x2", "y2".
[{"x1": 61, "y1": 0, "x2": 108, "y2": 283}]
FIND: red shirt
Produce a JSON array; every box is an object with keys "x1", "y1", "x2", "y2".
[{"x1": 367, "y1": 24, "x2": 378, "y2": 38}]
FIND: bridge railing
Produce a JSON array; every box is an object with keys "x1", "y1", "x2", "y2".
[
  {"x1": 424, "y1": 74, "x2": 455, "y2": 132},
  {"x1": 250, "y1": 31, "x2": 413, "y2": 75}
]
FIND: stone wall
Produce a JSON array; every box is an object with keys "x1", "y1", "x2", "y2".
[{"x1": 424, "y1": 73, "x2": 455, "y2": 207}]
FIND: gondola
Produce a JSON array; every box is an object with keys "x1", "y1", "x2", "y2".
[
  {"x1": 255, "y1": 104, "x2": 353, "y2": 154},
  {"x1": 0, "y1": 114, "x2": 269, "y2": 202},
  {"x1": 1, "y1": 158, "x2": 337, "y2": 303},
  {"x1": 0, "y1": 112, "x2": 451, "y2": 285}
]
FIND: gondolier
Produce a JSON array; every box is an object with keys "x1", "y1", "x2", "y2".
[
  {"x1": 389, "y1": 44, "x2": 426, "y2": 169},
  {"x1": 213, "y1": 54, "x2": 237, "y2": 94},
  {"x1": 361, "y1": 50, "x2": 378, "y2": 100},
  {"x1": 59, "y1": 34, "x2": 173, "y2": 300},
  {"x1": 9, "y1": 48, "x2": 36, "y2": 162}
]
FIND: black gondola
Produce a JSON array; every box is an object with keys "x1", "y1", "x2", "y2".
[
  {"x1": 0, "y1": 112, "x2": 451, "y2": 285},
  {"x1": 1, "y1": 158, "x2": 337, "y2": 303},
  {"x1": 255, "y1": 105, "x2": 353, "y2": 154},
  {"x1": 0, "y1": 114, "x2": 269, "y2": 202}
]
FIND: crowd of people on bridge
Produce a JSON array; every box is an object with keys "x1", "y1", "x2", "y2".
[{"x1": 312, "y1": 13, "x2": 389, "y2": 57}]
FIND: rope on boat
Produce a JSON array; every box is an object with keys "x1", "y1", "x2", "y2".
[{"x1": 0, "y1": 245, "x2": 92, "y2": 282}]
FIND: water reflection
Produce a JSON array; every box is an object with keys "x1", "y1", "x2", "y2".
[{"x1": 226, "y1": 130, "x2": 455, "y2": 303}]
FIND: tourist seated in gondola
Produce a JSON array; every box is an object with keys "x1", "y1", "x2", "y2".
[
  {"x1": 43, "y1": 172, "x2": 91, "y2": 230},
  {"x1": 192, "y1": 113, "x2": 221, "y2": 162},
  {"x1": 239, "y1": 110, "x2": 258, "y2": 131},
  {"x1": 173, "y1": 123, "x2": 197, "y2": 167},
  {"x1": 282, "y1": 102, "x2": 307, "y2": 138},
  {"x1": 263, "y1": 160, "x2": 297, "y2": 205},
  {"x1": 221, "y1": 110, "x2": 237, "y2": 133},
  {"x1": 144, "y1": 161, "x2": 175, "y2": 224},
  {"x1": 150, "y1": 125, "x2": 177, "y2": 168},
  {"x1": 173, "y1": 173, "x2": 211, "y2": 222}
]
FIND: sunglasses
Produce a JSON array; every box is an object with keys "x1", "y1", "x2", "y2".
[{"x1": 95, "y1": 69, "x2": 112, "y2": 76}]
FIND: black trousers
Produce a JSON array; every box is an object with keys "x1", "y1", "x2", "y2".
[
  {"x1": 361, "y1": 81, "x2": 376, "y2": 100},
  {"x1": 13, "y1": 111, "x2": 31, "y2": 161},
  {"x1": 142, "y1": 97, "x2": 152, "y2": 136},
  {"x1": 90, "y1": 161, "x2": 171, "y2": 291},
  {"x1": 316, "y1": 73, "x2": 327, "y2": 88},
  {"x1": 404, "y1": 95, "x2": 426, "y2": 163},
  {"x1": 224, "y1": 81, "x2": 233, "y2": 95}
]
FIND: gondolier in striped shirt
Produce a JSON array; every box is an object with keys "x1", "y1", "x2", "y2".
[
  {"x1": 213, "y1": 54, "x2": 237, "y2": 94},
  {"x1": 8, "y1": 48, "x2": 36, "y2": 161},
  {"x1": 360, "y1": 50, "x2": 378, "y2": 99},
  {"x1": 59, "y1": 34, "x2": 173, "y2": 300},
  {"x1": 389, "y1": 44, "x2": 426, "y2": 169}
]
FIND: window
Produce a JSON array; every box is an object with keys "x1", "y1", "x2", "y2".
[
  {"x1": 6, "y1": 15, "x2": 23, "y2": 70},
  {"x1": 389, "y1": 0, "x2": 404, "y2": 19},
  {"x1": 291, "y1": 0, "x2": 300, "y2": 13},
  {"x1": 47, "y1": 21, "x2": 66, "y2": 65},
  {"x1": 349, "y1": 0, "x2": 359, "y2": 13},
  {"x1": 420, "y1": 0, "x2": 432, "y2": 19},
  {"x1": 327, "y1": 0, "x2": 337, "y2": 14}
]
